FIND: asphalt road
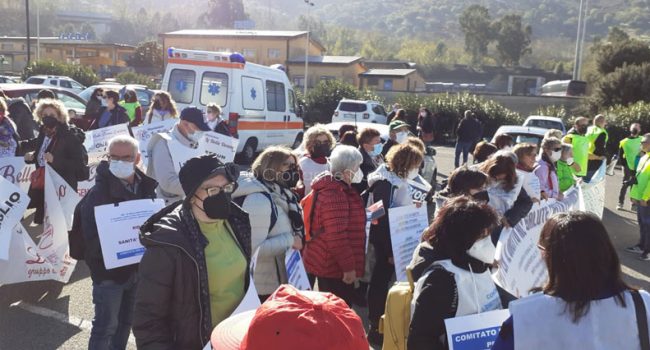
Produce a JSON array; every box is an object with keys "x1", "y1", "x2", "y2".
[{"x1": 1, "y1": 146, "x2": 648, "y2": 350}]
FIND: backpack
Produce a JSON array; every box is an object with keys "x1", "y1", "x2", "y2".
[
  {"x1": 379, "y1": 268, "x2": 415, "y2": 350},
  {"x1": 68, "y1": 196, "x2": 87, "y2": 260},
  {"x1": 69, "y1": 126, "x2": 90, "y2": 181},
  {"x1": 234, "y1": 191, "x2": 278, "y2": 233},
  {"x1": 300, "y1": 189, "x2": 319, "y2": 242}
]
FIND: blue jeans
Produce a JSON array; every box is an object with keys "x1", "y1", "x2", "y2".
[
  {"x1": 638, "y1": 205, "x2": 650, "y2": 253},
  {"x1": 455, "y1": 141, "x2": 472, "y2": 168},
  {"x1": 88, "y1": 273, "x2": 138, "y2": 350}
]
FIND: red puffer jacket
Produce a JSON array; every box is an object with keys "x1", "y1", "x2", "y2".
[{"x1": 302, "y1": 171, "x2": 366, "y2": 279}]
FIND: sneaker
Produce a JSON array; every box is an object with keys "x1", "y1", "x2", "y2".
[
  {"x1": 632, "y1": 203, "x2": 638, "y2": 212},
  {"x1": 616, "y1": 203, "x2": 624, "y2": 210},
  {"x1": 626, "y1": 245, "x2": 644, "y2": 254},
  {"x1": 639, "y1": 253, "x2": 650, "y2": 261}
]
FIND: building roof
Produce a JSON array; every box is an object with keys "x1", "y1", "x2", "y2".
[
  {"x1": 360, "y1": 69, "x2": 418, "y2": 77},
  {"x1": 363, "y1": 60, "x2": 417, "y2": 69},
  {"x1": 163, "y1": 30, "x2": 309, "y2": 38},
  {"x1": 287, "y1": 55, "x2": 362, "y2": 65}
]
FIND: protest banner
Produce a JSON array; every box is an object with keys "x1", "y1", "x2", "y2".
[
  {"x1": 285, "y1": 249, "x2": 311, "y2": 291},
  {"x1": 168, "y1": 140, "x2": 204, "y2": 174},
  {"x1": 494, "y1": 187, "x2": 581, "y2": 297},
  {"x1": 83, "y1": 123, "x2": 131, "y2": 161},
  {"x1": 445, "y1": 309, "x2": 511, "y2": 350},
  {"x1": 202, "y1": 131, "x2": 239, "y2": 164},
  {"x1": 580, "y1": 161, "x2": 606, "y2": 218},
  {"x1": 0, "y1": 176, "x2": 30, "y2": 260},
  {"x1": 0, "y1": 156, "x2": 36, "y2": 193},
  {"x1": 131, "y1": 119, "x2": 177, "y2": 167},
  {"x1": 94, "y1": 198, "x2": 165, "y2": 269},
  {"x1": 389, "y1": 204, "x2": 429, "y2": 282}
]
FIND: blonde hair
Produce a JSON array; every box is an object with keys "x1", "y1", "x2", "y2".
[
  {"x1": 206, "y1": 103, "x2": 222, "y2": 115},
  {"x1": 406, "y1": 136, "x2": 425, "y2": 153},
  {"x1": 34, "y1": 98, "x2": 68, "y2": 124},
  {"x1": 302, "y1": 124, "x2": 335, "y2": 154},
  {"x1": 386, "y1": 144, "x2": 424, "y2": 179},
  {"x1": 544, "y1": 129, "x2": 563, "y2": 140},
  {"x1": 0, "y1": 98, "x2": 7, "y2": 115},
  {"x1": 252, "y1": 146, "x2": 295, "y2": 183},
  {"x1": 147, "y1": 91, "x2": 178, "y2": 120}
]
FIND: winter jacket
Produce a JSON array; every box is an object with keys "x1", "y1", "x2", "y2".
[
  {"x1": 302, "y1": 171, "x2": 366, "y2": 279},
  {"x1": 587, "y1": 131, "x2": 608, "y2": 172},
  {"x1": 21, "y1": 123, "x2": 86, "y2": 191},
  {"x1": 486, "y1": 174, "x2": 533, "y2": 227},
  {"x1": 456, "y1": 117, "x2": 482, "y2": 143},
  {"x1": 133, "y1": 201, "x2": 252, "y2": 350},
  {"x1": 0, "y1": 115, "x2": 19, "y2": 157},
  {"x1": 85, "y1": 98, "x2": 102, "y2": 121},
  {"x1": 7, "y1": 97, "x2": 36, "y2": 141},
  {"x1": 80, "y1": 161, "x2": 158, "y2": 284},
  {"x1": 535, "y1": 158, "x2": 560, "y2": 199},
  {"x1": 208, "y1": 119, "x2": 232, "y2": 137},
  {"x1": 90, "y1": 105, "x2": 130, "y2": 130},
  {"x1": 352, "y1": 147, "x2": 383, "y2": 198},
  {"x1": 146, "y1": 125, "x2": 192, "y2": 203},
  {"x1": 367, "y1": 164, "x2": 413, "y2": 259},
  {"x1": 232, "y1": 173, "x2": 300, "y2": 295}
]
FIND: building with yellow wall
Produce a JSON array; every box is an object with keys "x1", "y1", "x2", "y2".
[
  {"x1": 286, "y1": 55, "x2": 365, "y2": 89},
  {"x1": 359, "y1": 69, "x2": 426, "y2": 92}
]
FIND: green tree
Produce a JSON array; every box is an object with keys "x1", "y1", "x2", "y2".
[
  {"x1": 493, "y1": 14, "x2": 532, "y2": 66},
  {"x1": 116, "y1": 71, "x2": 156, "y2": 89},
  {"x1": 607, "y1": 26, "x2": 630, "y2": 43},
  {"x1": 590, "y1": 62, "x2": 650, "y2": 109},
  {"x1": 459, "y1": 5, "x2": 494, "y2": 66},
  {"x1": 128, "y1": 41, "x2": 163, "y2": 70},
  {"x1": 594, "y1": 39, "x2": 650, "y2": 75},
  {"x1": 200, "y1": 0, "x2": 249, "y2": 28},
  {"x1": 22, "y1": 60, "x2": 99, "y2": 87}
]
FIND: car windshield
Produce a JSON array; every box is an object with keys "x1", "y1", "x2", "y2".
[
  {"x1": 527, "y1": 119, "x2": 563, "y2": 130},
  {"x1": 514, "y1": 134, "x2": 544, "y2": 145}
]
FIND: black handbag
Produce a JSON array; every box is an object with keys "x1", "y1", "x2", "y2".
[{"x1": 631, "y1": 290, "x2": 650, "y2": 350}]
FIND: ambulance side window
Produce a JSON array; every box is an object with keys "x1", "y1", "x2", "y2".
[
  {"x1": 200, "y1": 72, "x2": 228, "y2": 107},
  {"x1": 266, "y1": 80, "x2": 286, "y2": 112},
  {"x1": 169, "y1": 69, "x2": 195, "y2": 104}
]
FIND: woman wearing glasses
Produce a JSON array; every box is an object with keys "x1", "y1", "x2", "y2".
[
  {"x1": 133, "y1": 154, "x2": 252, "y2": 350},
  {"x1": 232, "y1": 146, "x2": 304, "y2": 303},
  {"x1": 535, "y1": 137, "x2": 564, "y2": 201}
]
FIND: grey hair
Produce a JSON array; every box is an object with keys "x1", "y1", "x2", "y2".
[
  {"x1": 108, "y1": 135, "x2": 140, "y2": 158},
  {"x1": 330, "y1": 145, "x2": 363, "y2": 175}
]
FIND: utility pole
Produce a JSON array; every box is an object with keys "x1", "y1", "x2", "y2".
[
  {"x1": 36, "y1": 0, "x2": 40, "y2": 61},
  {"x1": 577, "y1": 0, "x2": 590, "y2": 81},
  {"x1": 303, "y1": 0, "x2": 314, "y2": 96},
  {"x1": 26, "y1": 0, "x2": 31, "y2": 66},
  {"x1": 573, "y1": 0, "x2": 585, "y2": 80}
]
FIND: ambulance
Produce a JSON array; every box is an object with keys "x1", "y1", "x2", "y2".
[{"x1": 161, "y1": 48, "x2": 304, "y2": 162}]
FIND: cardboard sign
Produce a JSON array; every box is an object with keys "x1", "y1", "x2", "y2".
[
  {"x1": 388, "y1": 204, "x2": 429, "y2": 282},
  {"x1": 445, "y1": 309, "x2": 511, "y2": 350},
  {"x1": 94, "y1": 199, "x2": 165, "y2": 269},
  {"x1": 203, "y1": 131, "x2": 239, "y2": 164},
  {"x1": 132, "y1": 119, "x2": 177, "y2": 166}
]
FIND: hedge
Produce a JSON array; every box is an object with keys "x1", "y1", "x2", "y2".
[
  {"x1": 303, "y1": 80, "x2": 384, "y2": 126},
  {"x1": 22, "y1": 60, "x2": 99, "y2": 87}
]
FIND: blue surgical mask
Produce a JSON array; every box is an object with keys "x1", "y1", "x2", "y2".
[{"x1": 369, "y1": 143, "x2": 383, "y2": 157}]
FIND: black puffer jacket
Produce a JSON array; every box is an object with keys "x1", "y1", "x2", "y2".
[
  {"x1": 133, "y1": 201, "x2": 252, "y2": 350},
  {"x1": 7, "y1": 97, "x2": 36, "y2": 142}
]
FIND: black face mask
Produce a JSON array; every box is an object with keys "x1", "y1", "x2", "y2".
[
  {"x1": 42, "y1": 116, "x2": 59, "y2": 129},
  {"x1": 311, "y1": 144, "x2": 331, "y2": 158},
  {"x1": 195, "y1": 191, "x2": 231, "y2": 219},
  {"x1": 281, "y1": 168, "x2": 300, "y2": 188},
  {"x1": 472, "y1": 190, "x2": 490, "y2": 202},
  {"x1": 632, "y1": 129, "x2": 641, "y2": 137}
]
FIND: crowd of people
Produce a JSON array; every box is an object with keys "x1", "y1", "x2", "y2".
[{"x1": 2, "y1": 86, "x2": 650, "y2": 350}]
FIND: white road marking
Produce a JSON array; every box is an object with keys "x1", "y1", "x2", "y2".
[
  {"x1": 9, "y1": 301, "x2": 136, "y2": 345},
  {"x1": 622, "y1": 264, "x2": 650, "y2": 284}
]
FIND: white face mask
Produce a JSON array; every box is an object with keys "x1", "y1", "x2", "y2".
[
  {"x1": 566, "y1": 157, "x2": 574, "y2": 165},
  {"x1": 396, "y1": 131, "x2": 408, "y2": 144},
  {"x1": 502, "y1": 145, "x2": 513, "y2": 152},
  {"x1": 352, "y1": 168, "x2": 363, "y2": 184},
  {"x1": 550, "y1": 150, "x2": 562, "y2": 162},
  {"x1": 407, "y1": 168, "x2": 419, "y2": 180},
  {"x1": 467, "y1": 235, "x2": 496, "y2": 264},
  {"x1": 100, "y1": 98, "x2": 108, "y2": 107},
  {"x1": 188, "y1": 130, "x2": 204, "y2": 143},
  {"x1": 109, "y1": 160, "x2": 135, "y2": 179}
]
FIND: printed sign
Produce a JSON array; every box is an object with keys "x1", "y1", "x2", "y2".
[
  {"x1": 408, "y1": 175, "x2": 433, "y2": 203},
  {"x1": 389, "y1": 204, "x2": 429, "y2": 282},
  {"x1": 83, "y1": 123, "x2": 130, "y2": 164},
  {"x1": 132, "y1": 119, "x2": 177, "y2": 166},
  {"x1": 445, "y1": 309, "x2": 511, "y2": 350},
  {"x1": 202, "y1": 131, "x2": 239, "y2": 164},
  {"x1": 94, "y1": 199, "x2": 165, "y2": 269},
  {"x1": 0, "y1": 176, "x2": 29, "y2": 260},
  {"x1": 168, "y1": 140, "x2": 204, "y2": 174},
  {"x1": 285, "y1": 249, "x2": 311, "y2": 291}
]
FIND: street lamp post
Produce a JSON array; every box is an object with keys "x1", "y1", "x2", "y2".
[
  {"x1": 573, "y1": 0, "x2": 589, "y2": 80},
  {"x1": 26, "y1": 0, "x2": 31, "y2": 66},
  {"x1": 303, "y1": 0, "x2": 314, "y2": 96}
]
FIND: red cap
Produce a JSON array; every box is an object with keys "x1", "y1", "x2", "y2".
[{"x1": 211, "y1": 284, "x2": 369, "y2": 350}]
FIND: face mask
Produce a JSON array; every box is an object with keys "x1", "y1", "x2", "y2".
[
  {"x1": 396, "y1": 131, "x2": 408, "y2": 144},
  {"x1": 369, "y1": 143, "x2": 383, "y2": 157},
  {"x1": 406, "y1": 168, "x2": 419, "y2": 180},
  {"x1": 188, "y1": 130, "x2": 204, "y2": 143},
  {"x1": 550, "y1": 150, "x2": 562, "y2": 162},
  {"x1": 502, "y1": 145, "x2": 513, "y2": 152},
  {"x1": 577, "y1": 125, "x2": 588, "y2": 134},
  {"x1": 281, "y1": 168, "x2": 300, "y2": 188},
  {"x1": 312, "y1": 143, "x2": 331, "y2": 158},
  {"x1": 471, "y1": 190, "x2": 490, "y2": 202},
  {"x1": 109, "y1": 160, "x2": 135, "y2": 179},
  {"x1": 101, "y1": 98, "x2": 108, "y2": 107},
  {"x1": 42, "y1": 116, "x2": 59, "y2": 128},
  {"x1": 195, "y1": 191, "x2": 231, "y2": 220},
  {"x1": 566, "y1": 157, "x2": 574, "y2": 165},
  {"x1": 352, "y1": 168, "x2": 363, "y2": 183},
  {"x1": 467, "y1": 235, "x2": 496, "y2": 264},
  {"x1": 420, "y1": 112, "x2": 426, "y2": 117}
]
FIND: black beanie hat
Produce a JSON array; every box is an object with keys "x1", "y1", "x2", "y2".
[{"x1": 179, "y1": 154, "x2": 240, "y2": 197}]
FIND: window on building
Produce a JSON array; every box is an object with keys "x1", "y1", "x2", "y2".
[
  {"x1": 216, "y1": 48, "x2": 231, "y2": 52},
  {"x1": 243, "y1": 49, "x2": 257, "y2": 58},
  {"x1": 200, "y1": 72, "x2": 229, "y2": 106},
  {"x1": 367, "y1": 77, "x2": 379, "y2": 86},
  {"x1": 266, "y1": 80, "x2": 286, "y2": 112},
  {"x1": 65, "y1": 50, "x2": 73, "y2": 56},
  {"x1": 1, "y1": 43, "x2": 14, "y2": 50},
  {"x1": 383, "y1": 79, "x2": 393, "y2": 91},
  {"x1": 168, "y1": 69, "x2": 195, "y2": 104},
  {"x1": 293, "y1": 76, "x2": 305, "y2": 88},
  {"x1": 268, "y1": 48, "x2": 281, "y2": 59},
  {"x1": 320, "y1": 76, "x2": 336, "y2": 82}
]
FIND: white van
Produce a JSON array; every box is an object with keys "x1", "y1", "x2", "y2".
[{"x1": 162, "y1": 48, "x2": 304, "y2": 162}]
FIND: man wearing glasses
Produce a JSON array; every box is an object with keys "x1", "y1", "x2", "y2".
[
  {"x1": 627, "y1": 134, "x2": 650, "y2": 261},
  {"x1": 75, "y1": 135, "x2": 158, "y2": 350}
]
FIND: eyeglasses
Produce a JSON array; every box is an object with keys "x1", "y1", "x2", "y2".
[
  {"x1": 553, "y1": 147, "x2": 562, "y2": 152},
  {"x1": 202, "y1": 183, "x2": 237, "y2": 196}
]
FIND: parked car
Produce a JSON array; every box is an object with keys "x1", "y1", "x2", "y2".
[
  {"x1": 491, "y1": 125, "x2": 548, "y2": 146},
  {"x1": 0, "y1": 75, "x2": 20, "y2": 84},
  {"x1": 331, "y1": 99, "x2": 388, "y2": 124},
  {"x1": 324, "y1": 121, "x2": 438, "y2": 189},
  {"x1": 523, "y1": 115, "x2": 566, "y2": 134},
  {"x1": 79, "y1": 84, "x2": 158, "y2": 116},
  {"x1": 24, "y1": 75, "x2": 86, "y2": 94}
]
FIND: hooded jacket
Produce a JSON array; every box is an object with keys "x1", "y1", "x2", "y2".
[
  {"x1": 302, "y1": 171, "x2": 366, "y2": 279},
  {"x1": 80, "y1": 161, "x2": 158, "y2": 283},
  {"x1": 133, "y1": 200, "x2": 252, "y2": 350},
  {"x1": 232, "y1": 173, "x2": 300, "y2": 295},
  {"x1": 146, "y1": 125, "x2": 193, "y2": 204}
]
